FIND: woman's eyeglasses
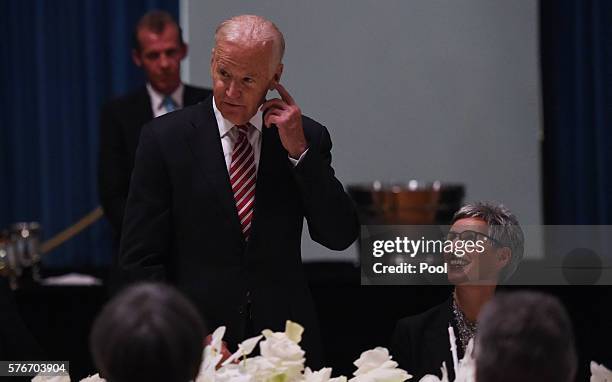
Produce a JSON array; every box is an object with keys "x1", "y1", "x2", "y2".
[{"x1": 446, "y1": 230, "x2": 502, "y2": 247}]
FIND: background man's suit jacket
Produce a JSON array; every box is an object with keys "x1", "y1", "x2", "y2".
[
  {"x1": 98, "y1": 85, "x2": 211, "y2": 239},
  {"x1": 119, "y1": 95, "x2": 359, "y2": 363},
  {"x1": 391, "y1": 297, "x2": 459, "y2": 381}
]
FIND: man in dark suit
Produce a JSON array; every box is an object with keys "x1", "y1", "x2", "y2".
[
  {"x1": 119, "y1": 15, "x2": 358, "y2": 365},
  {"x1": 98, "y1": 10, "x2": 211, "y2": 243}
]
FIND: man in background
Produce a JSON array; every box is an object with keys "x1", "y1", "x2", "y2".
[{"x1": 98, "y1": 10, "x2": 211, "y2": 248}]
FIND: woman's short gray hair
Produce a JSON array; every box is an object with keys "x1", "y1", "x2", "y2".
[{"x1": 452, "y1": 201, "x2": 524, "y2": 282}]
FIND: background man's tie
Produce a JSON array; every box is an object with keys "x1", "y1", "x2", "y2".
[
  {"x1": 162, "y1": 95, "x2": 177, "y2": 113},
  {"x1": 229, "y1": 124, "x2": 256, "y2": 239}
]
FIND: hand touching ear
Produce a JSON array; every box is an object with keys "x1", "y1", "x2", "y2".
[{"x1": 260, "y1": 83, "x2": 308, "y2": 159}]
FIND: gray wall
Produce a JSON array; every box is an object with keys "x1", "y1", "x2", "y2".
[{"x1": 180, "y1": 0, "x2": 542, "y2": 262}]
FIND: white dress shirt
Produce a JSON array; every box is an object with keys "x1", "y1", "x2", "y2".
[
  {"x1": 212, "y1": 97, "x2": 306, "y2": 172},
  {"x1": 147, "y1": 83, "x2": 184, "y2": 118}
]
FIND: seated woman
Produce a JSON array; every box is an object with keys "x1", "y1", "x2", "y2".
[
  {"x1": 90, "y1": 282, "x2": 207, "y2": 382},
  {"x1": 390, "y1": 202, "x2": 524, "y2": 381}
]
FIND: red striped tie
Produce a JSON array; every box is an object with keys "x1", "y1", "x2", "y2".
[{"x1": 229, "y1": 124, "x2": 256, "y2": 240}]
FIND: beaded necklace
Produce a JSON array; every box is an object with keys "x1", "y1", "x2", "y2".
[{"x1": 451, "y1": 293, "x2": 477, "y2": 352}]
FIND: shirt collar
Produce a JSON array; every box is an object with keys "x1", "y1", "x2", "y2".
[
  {"x1": 212, "y1": 96, "x2": 263, "y2": 138},
  {"x1": 147, "y1": 82, "x2": 184, "y2": 111}
]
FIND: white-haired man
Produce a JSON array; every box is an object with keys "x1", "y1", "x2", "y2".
[{"x1": 119, "y1": 15, "x2": 359, "y2": 366}]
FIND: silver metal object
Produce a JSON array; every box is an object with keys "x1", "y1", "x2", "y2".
[{"x1": 1, "y1": 222, "x2": 42, "y2": 289}]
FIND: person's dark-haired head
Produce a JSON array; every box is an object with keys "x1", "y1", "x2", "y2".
[
  {"x1": 90, "y1": 282, "x2": 206, "y2": 382},
  {"x1": 475, "y1": 291, "x2": 577, "y2": 382},
  {"x1": 132, "y1": 10, "x2": 184, "y2": 52},
  {"x1": 131, "y1": 10, "x2": 187, "y2": 95}
]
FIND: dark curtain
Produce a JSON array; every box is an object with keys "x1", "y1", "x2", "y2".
[
  {"x1": 541, "y1": 0, "x2": 612, "y2": 225},
  {"x1": 540, "y1": 2, "x2": 612, "y2": 377},
  {"x1": 0, "y1": 0, "x2": 179, "y2": 268}
]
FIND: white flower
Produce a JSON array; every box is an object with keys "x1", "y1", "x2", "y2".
[
  {"x1": 303, "y1": 367, "x2": 347, "y2": 382},
  {"x1": 304, "y1": 367, "x2": 333, "y2": 382},
  {"x1": 418, "y1": 339, "x2": 474, "y2": 382},
  {"x1": 196, "y1": 326, "x2": 227, "y2": 382},
  {"x1": 210, "y1": 326, "x2": 227, "y2": 352},
  {"x1": 256, "y1": 321, "x2": 306, "y2": 381},
  {"x1": 32, "y1": 375, "x2": 70, "y2": 382},
  {"x1": 227, "y1": 321, "x2": 305, "y2": 382},
  {"x1": 454, "y1": 340, "x2": 475, "y2": 382},
  {"x1": 418, "y1": 362, "x2": 449, "y2": 382},
  {"x1": 242, "y1": 352, "x2": 303, "y2": 382},
  {"x1": 418, "y1": 376, "x2": 444, "y2": 382},
  {"x1": 195, "y1": 367, "x2": 215, "y2": 382},
  {"x1": 285, "y1": 320, "x2": 304, "y2": 344},
  {"x1": 79, "y1": 374, "x2": 106, "y2": 382},
  {"x1": 350, "y1": 347, "x2": 411, "y2": 382},
  {"x1": 259, "y1": 329, "x2": 305, "y2": 361},
  {"x1": 353, "y1": 348, "x2": 398, "y2": 375},
  {"x1": 223, "y1": 334, "x2": 263, "y2": 366},
  {"x1": 192, "y1": 322, "x2": 411, "y2": 382},
  {"x1": 591, "y1": 361, "x2": 612, "y2": 382},
  {"x1": 259, "y1": 323, "x2": 305, "y2": 362},
  {"x1": 239, "y1": 355, "x2": 278, "y2": 381},
  {"x1": 238, "y1": 354, "x2": 302, "y2": 382},
  {"x1": 215, "y1": 364, "x2": 255, "y2": 382}
]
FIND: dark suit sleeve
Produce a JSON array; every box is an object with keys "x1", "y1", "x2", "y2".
[
  {"x1": 98, "y1": 102, "x2": 130, "y2": 237},
  {"x1": 390, "y1": 302, "x2": 453, "y2": 380},
  {"x1": 118, "y1": 124, "x2": 170, "y2": 282},
  {"x1": 293, "y1": 123, "x2": 359, "y2": 250}
]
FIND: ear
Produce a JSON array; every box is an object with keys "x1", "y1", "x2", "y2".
[
  {"x1": 132, "y1": 49, "x2": 142, "y2": 67},
  {"x1": 269, "y1": 63, "x2": 284, "y2": 90},
  {"x1": 180, "y1": 42, "x2": 188, "y2": 60},
  {"x1": 495, "y1": 247, "x2": 512, "y2": 270}
]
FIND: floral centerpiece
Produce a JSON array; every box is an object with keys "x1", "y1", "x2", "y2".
[
  {"x1": 33, "y1": 321, "x2": 611, "y2": 382},
  {"x1": 197, "y1": 320, "x2": 411, "y2": 382}
]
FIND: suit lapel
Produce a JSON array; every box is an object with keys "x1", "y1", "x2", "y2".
[
  {"x1": 134, "y1": 86, "x2": 153, "y2": 125},
  {"x1": 124, "y1": 87, "x2": 154, "y2": 160},
  {"x1": 184, "y1": 98, "x2": 244, "y2": 242},
  {"x1": 183, "y1": 85, "x2": 198, "y2": 106}
]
